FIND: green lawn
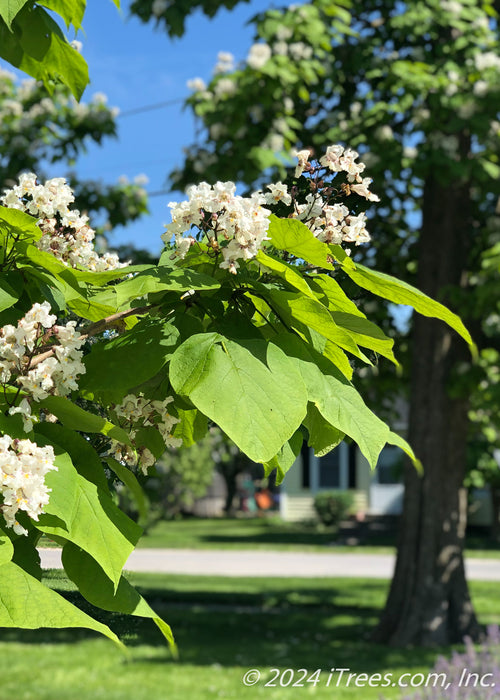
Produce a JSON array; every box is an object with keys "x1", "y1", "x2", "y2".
[
  {"x1": 1, "y1": 572, "x2": 499, "y2": 700},
  {"x1": 135, "y1": 515, "x2": 500, "y2": 559},
  {"x1": 136, "y1": 515, "x2": 371, "y2": 551}
]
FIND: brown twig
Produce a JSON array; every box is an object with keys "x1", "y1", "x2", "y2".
[{"x1": 28, "y1": 304, "x2": 154, "y2": 369}]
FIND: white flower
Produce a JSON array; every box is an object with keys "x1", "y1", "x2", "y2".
[
  {"x1": 0, "y1": 437, "x2": 57, "y2": 534},
  {"x1": 441, "y1": 0, "x2": 463, "y2": 14},
  {"x1": 152, "y1": 0, "x2": 168, "y2": 17},
  {"x1": 214, "y1": 51, "x2": 235, "y2": 74},
  {"x1": 187, "y1": 77, "x2": 207, "y2": 92},
  {"x1": 288, "y1": 42, "x2": 313, "y2": 61},
  {"x1": 319, "y1": 144, "x2": 344, "y2": 171},
  {"x1": 275, "y1": 26, "x2": 293, "y2": 41},
  {"x1": 109, "y1": 394, "x2": 181, "y2": 472},
  {"x1": 458, "y1": 101, "x2": 475, "y2": 119},
  {"x1": 273, "y1": 41, "x2": 289, "y2": 56},
  {"x1": 247, "y1": 43, "x2": 272, "y2": 70},
  {"x1": 264, "y1": 182, "x2": 292, "y2": 206},
  {"x1": 474, "y1": 52, "x2": 500, "y2": 72},
  {"x1": 350, "y1": 177, "x2": 380, "y2": 202},
  {"x1": 473, "y1": 80, "x2": 489, "y2": 97},
  {"x1": 375, "y1": 125, "x2": 394, "y2": 141},
  {"x1": 164, "y1": 183, "x2": 271, "y2": 272},
  {"x1": 173, "y1": 234, "x2": 196, "y2": 258},
  {"x1": 8, "y1": 398, "x2": 33, "y2": 433},
  {"x1": 264, "y1": 133, "x2": 285, "y2": 152},
  {"x1": 2, "y1": 173, "x2": 125, "y2": 272},
  {"x1": 92, "y1": 92, "x2": 108, "y2": 105},
  {"x1": 293, "y1": 148, "x2": 311, "y2": 177},
  {"x1": 210, "y1": 123, "x2": 226, "y2": 140},
  {"x1": 341, "y1": 212, "x2": 371, "y2": 245},
  {"x1": 403, "y1": 146, "x2": 417, "y2": 159},
  {"x1": 214, "y1": 78, "x2": 236, "y2": 98}
]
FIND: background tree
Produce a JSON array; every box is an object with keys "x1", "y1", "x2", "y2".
[
  {"x1": 0, "y1": 67, "x2": 149, "y2": 243},
  {"x1": 144, "y1": 431, "x2": 216, "y2": 523},
  {"x1": 130, "y1": 0, "x2": 500, "y2": 646}
]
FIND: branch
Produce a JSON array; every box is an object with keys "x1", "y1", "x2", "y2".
[{"x1": 28, "y1": 304, "x2": 154, "y2": 369}]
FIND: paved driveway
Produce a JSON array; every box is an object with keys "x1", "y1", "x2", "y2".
[{"x1": 38, "y1": 548, "x2": 500, "y2": 580}]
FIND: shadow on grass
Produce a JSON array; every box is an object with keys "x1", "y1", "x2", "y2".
[{"x1": 1, "y1": 576, "x2": 444, "y2": 674}]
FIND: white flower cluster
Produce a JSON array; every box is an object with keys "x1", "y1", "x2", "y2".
[
  {"x1": 109, "y1": 394, "x2": 182, "y2": 474},
  {"x1": 247, "y1": 43, "x2": 272, "y2": 70},
  {"x1": 0, "y1": 435, "x2": 57, "y2": 535},
  {"x1": 214, "y1": 51, "x2": 235, "y2": 74},
  {"x1": 0, "y1": 302, "x2": 85, "y2": 431},
  {"x1": 1, "y1": 173, "x2": 125, "y2": 272},
  {"x1": 162, "y1": 181, "x2": 272, "y2": 274},
  {"x1": 290, "y1": 146, "x2": 379, "y2": 246}
]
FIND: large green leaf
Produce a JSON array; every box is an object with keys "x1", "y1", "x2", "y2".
[
  {"x1": 0, "y1": 528, "x2": 14, "y2": 567},
  {"x1": 256, "y1": 249, "x2": 315, "y2": 298},
  {"x1": 331, "y1": 312, "x2": 398, "y2": 365},
  {"x1": 17, "y1": 245, "x2": 117, "y2": 318},
  {"x1": 387, "y1": 430, "x2": 422, "y2": 474},
  {"x1": 170, "y1": 334, "x2": 308, "y2": 462},
  {"x1": 62, "y1": 544, "x2": 177, "y2": 653},
  {"x1": 81, "y1": 319, "x2": 179, "y2": 403},
  {"x1": 104, "y1": 457, "x2": 147, "y2": 523},
  {"x1": 90, "y1": 267, "x2": 220, "y2": 310},
  {"x1": 0, "y1": 5, "x2": 89, "y2": 99},
  {"x1": 0, "y1": 560, "x2": 124, "y2": 648},
  {"x1": 268, "y1": 216, "x2": 334, "y2": 269},
  {"x1": 263, "y1": 430, "x2": 303, "y2": 484},
  {"x1": 0, "y1": 277, "x2": 19, "y2": 312},
  {"x1": 272, "y1": 336, "x2": 390, "y2": 469},
  {"x1": 308, "y1": 274, "x2": 364, "y2": 316},
  {"x1": 60, "y1": 264, "x2": 151, "y2": 286},
  {"x1": 303, "y1": 403, "x2": 345, "y2": 457},
  {"x1": 35, "y1": 422, "x2": 109, "y2": 493},
  {"x1": 38, "y1": 396, "x2": 132, "y2": 445},
  {"x1": 37, "y1": 449, "x2": 141, "y2": 589},
  {"x1": 0, "y1": 205, "x2": 41, "y2": 241},
  {"x1": 342, "y1": 261, "x2": 476, "y2": 355},
  {"x1": 172, "y1": 408, "x2": 208, "y2": 447},
  {"x1": 267, "y1": 288, "x2": 371, "y2": 364},
  {"x1": 0, "y1": 0, "x2": 30, "y2": 28},
  {"x1": 302, "y1": 326, "x2": 353, "y2": 380},
  {"x1": 37, "y1": 0, "x2": 86, "y2": 30}
]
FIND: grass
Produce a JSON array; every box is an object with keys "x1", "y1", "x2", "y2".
[
  {"x1": 1, "y1": 572, "x2": 499, "y2": 700},
  {"x1": 133, "y1": 516, "x2": 500, "y2": 559},
  {"x1": 136, "y1": 515, "x2": 370, "y2": 551}
]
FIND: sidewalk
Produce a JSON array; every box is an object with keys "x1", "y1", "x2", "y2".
[{"x1": 38, "y1": 547, "x2": 500, "y2": 580}]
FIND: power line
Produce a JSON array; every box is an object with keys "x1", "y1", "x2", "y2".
[
  {"x1": 147, "y1": 190, "x2": 171, "y2": 198},
  {"x1": 118, "y1": 98, "x2": 184, "y2": 118}
]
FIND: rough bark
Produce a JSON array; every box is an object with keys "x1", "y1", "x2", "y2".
[{"x1": 373, "y1": 164, "x2": 482, "y2": 646}]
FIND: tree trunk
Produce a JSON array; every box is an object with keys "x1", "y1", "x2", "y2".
[{"x1": 373, "y1": 164, "x2": 482, "y2": 646}]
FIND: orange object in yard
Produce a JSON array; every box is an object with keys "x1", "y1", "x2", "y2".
[{"x1": 255, "y1": 489, "x2": 273, "y2": 510}]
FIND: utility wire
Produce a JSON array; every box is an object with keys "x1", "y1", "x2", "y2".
[
  {"x1": 147, "y1": 190, "x2": 171, "y2": 198},
  {"x1": 118, "y1": 98, "x2": 184, "y2": 118}
]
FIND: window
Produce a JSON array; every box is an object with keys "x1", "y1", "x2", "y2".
[
  {"x1": 318, "y1": 448, "x2": 340, "y2": 488},
  {"x1": 375, "y1": 446, "x2": 404, "y2": 485},
  {"x1": 309, "y1": 443, "x2": 350, "y2": 491}
]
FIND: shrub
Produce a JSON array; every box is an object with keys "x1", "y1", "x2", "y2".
[{"x1": 313, "y1": 491, "x2": 354, "y2": 528}]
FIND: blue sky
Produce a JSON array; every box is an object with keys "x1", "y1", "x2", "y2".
[{"x1": 71, "y1": 0, "x2": 271, "y2": 254}]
